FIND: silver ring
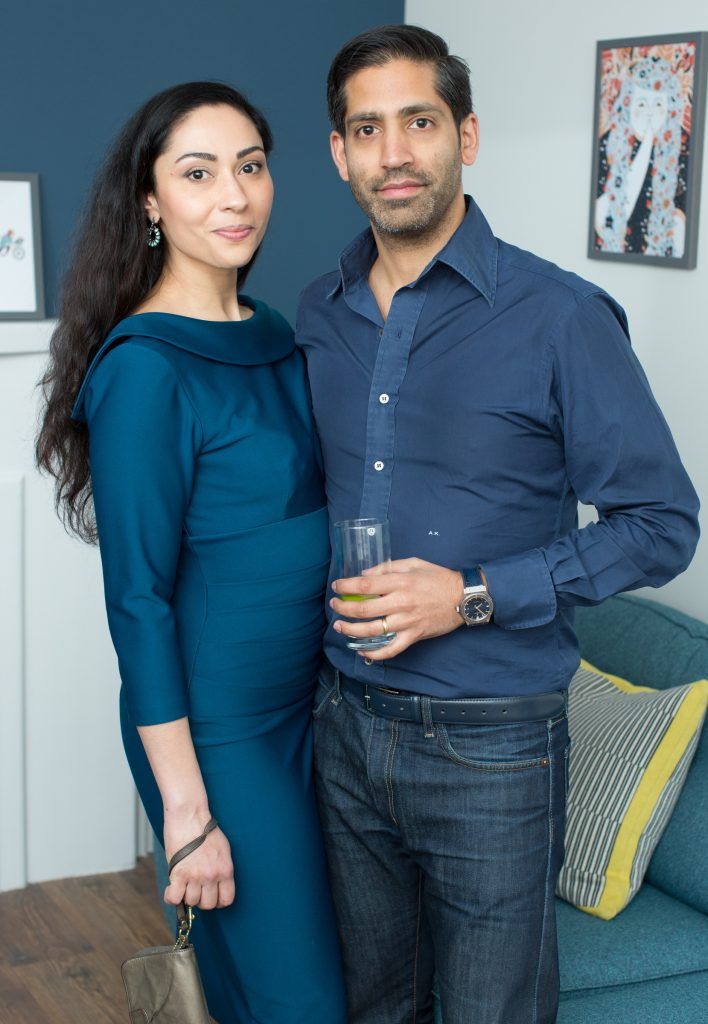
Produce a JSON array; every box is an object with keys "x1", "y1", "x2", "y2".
[{"x1": 381, "y1": 616, "x2": 389, "y2": 635}]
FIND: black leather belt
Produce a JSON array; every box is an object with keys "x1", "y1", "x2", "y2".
[{"x1": 323, "y1": 661, "x2": 565, "y2": 725}]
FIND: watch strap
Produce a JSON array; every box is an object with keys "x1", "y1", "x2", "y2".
[{"x1": 461, "y1": 567, "x2": 484, "y2": 590}]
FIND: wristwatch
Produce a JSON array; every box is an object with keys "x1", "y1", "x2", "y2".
[{"x1": 456, "y1": 567, "x2": 494, "y2": 626}]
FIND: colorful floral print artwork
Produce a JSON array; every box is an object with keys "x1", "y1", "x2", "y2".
[{"x1": 593, "y1": 42, "x2": 697, "y2": 259}]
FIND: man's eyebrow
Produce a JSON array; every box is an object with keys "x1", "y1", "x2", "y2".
[
  {"x1": 346, "y1": 104, "x2": 445, "y2": 128},
  {"x1": 346, "y1": 111, "x2": 382, "y2": 127},
  {"x1": 399, "y1": 104, "x2": 445, "y2": 118},
  {"x1": 175, "y1": 145, "x2": 265, "y2": 164}
]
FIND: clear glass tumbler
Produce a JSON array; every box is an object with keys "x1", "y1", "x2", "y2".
[{"x1": 333, "y1": 518, "x2": 397, "y2": 651}]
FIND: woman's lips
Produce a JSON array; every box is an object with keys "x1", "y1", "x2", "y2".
[{"x1": 213, "y1": 226, "x2": 254, "y2": 241}]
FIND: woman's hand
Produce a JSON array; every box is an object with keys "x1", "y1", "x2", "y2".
[
  {"x1": 163, "y1": 810, "x2": 235, "y2": 911},
  {"x1": 135, "y1": 719, "x2": 236, "y2": 912}
]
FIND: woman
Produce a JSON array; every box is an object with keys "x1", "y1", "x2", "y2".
[{"x1": 35, "y1": 82, "x2": 346, "y2": 1023}]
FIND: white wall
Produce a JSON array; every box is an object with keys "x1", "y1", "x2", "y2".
[
  {"x1": 406, "y1": 0, "x2": 707, "y2": 622},
  {"x1": 0, "y1": 322, "x2": 142, "y2": 890}
]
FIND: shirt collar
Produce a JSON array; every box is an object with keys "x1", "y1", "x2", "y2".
[{"x1": 327, "y1": 195, "x2": 498, "y2": 307}]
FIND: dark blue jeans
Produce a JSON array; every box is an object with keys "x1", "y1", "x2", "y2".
[{"x1": 312, "y1": 667, "x2": 570, "y2": 1024}]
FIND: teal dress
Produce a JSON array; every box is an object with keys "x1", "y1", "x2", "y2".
[{"x1": 72, "y1": 299, "x2": 346, "y2": 1023}]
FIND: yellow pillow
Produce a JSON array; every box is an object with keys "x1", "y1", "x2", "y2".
[{"x1": 556, "y1": 659, "x2": 708, "y2": 920}]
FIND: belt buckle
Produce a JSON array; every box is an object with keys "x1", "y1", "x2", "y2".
[{"x1": 363, "y1": 683, "x2": 372, "y2": 712}]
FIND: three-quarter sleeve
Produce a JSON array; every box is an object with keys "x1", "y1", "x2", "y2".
[
  {"x1": 82, "y1": 341, "x2": 203, "y2": 724},
  {"x1": 481, "y1": 292, "x2": 700, "y2": 629}
]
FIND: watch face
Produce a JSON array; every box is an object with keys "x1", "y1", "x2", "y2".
[{"x1": 463, "y1": 594, "x2": 493, "y2": 622}]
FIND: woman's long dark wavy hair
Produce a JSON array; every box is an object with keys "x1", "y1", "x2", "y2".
[{"x1": 35, "y1": 82, "x2": 273, "y2": 543}]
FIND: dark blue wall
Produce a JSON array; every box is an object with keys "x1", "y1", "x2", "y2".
[{"x1": 5, "y1": 1, "x2": 403, "y2": 320}]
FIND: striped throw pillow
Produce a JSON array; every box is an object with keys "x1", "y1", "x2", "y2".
[{"x1": 556, "y1": 660, "x2": 708, "y2": 920}]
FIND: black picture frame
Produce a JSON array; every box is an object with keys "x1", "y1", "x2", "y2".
[
  {"x1": 588, "y1": 32, "x2": 708, "y2": 269},
  {"x1": 0, "y1": 172, "x2": 45, "y2": 319}
]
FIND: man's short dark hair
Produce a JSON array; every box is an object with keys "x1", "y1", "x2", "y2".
[{"x1": 327, "y1": 24, "x2": 473, "y2": 136}]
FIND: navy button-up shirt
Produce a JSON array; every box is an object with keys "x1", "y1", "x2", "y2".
[{"x1": 296, "y1": 196, "x2": 699, "y2": 698}]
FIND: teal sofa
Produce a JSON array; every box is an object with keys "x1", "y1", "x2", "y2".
[
  {"x1": 433, "y1": 593, "x2": 708, "y2": 1023},
  {"x1": 155, "y1": 594, "x2": 708, "y2": 1021},
  {"x1": 554, "y1": 594, "x2": 708, "y2": 1023}
]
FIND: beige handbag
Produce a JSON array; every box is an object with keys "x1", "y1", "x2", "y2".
[{"x1": 121, "y1": 817, "x2": 219, "y2": 1023}]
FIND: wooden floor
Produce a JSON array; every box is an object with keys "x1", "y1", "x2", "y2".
[{"x1": 0, "y1": 857, "x2": 191, "y2": 1024}]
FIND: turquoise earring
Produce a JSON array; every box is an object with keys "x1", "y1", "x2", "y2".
[{"x1": 147, "y1": 218, "x2": 161, "y2": 248}]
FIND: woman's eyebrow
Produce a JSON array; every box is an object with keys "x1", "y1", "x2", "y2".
[
  {"x1": 174, "y1": 146, "x2": 264, "y2": 163},
  {"x1": 236, "y1": 145, "x2": 265, "y2": 159},
  {"x1": 175, "y1": 151, "x2": 217, "y2": 163}
]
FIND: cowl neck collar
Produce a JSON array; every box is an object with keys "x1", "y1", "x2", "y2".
[{"x1": 71, "y1": 296, "x2": 294, "y2": 421}]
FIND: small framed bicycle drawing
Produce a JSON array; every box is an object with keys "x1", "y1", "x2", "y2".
[
  {"x1": 0, "y1": 172, "x2": 45, "y2": 318},
  {"x1": 588, "y1": 32, "x2": 708, "y2": 269}
]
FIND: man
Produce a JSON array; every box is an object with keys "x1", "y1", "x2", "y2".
[{"x1": 296, "y1": 24, "x2": 699, "y2": 1024}]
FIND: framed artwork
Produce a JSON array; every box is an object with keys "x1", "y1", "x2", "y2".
[
  {"x1": 588, "y1": 33, "x2": 708, "y2": 269},
  {"x1": 0, "y1": 173, "x2": 45, "y2": 318}
]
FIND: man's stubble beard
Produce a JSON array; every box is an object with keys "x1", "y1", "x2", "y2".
[{"x1": 347, "y1": 150, "x2": 463, "y2": 245}]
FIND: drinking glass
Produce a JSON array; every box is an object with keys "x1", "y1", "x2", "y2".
[{"x1": 333, "y1": 518, "x2": 397, "y2": 651}]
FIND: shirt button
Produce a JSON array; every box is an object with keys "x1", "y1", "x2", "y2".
[
  {"x1": 374, "y1": 460, "x2": 384, "y2": 471},
  {"x1": 379, "y1": 393, "x2": 390, "y2": 404},
  {"x1": 377, "y1": 328, "x2": 383, "y2": 338}
]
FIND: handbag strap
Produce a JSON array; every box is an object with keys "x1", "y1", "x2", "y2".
[
  {"x1": 167, "y1": 817, "x2": 219, "y2": 876},
  {"x1": 166, "y1": 816, "x2": 219, "y2": 944}
]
